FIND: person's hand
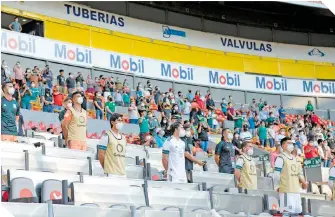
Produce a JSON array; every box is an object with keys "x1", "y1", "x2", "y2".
[
  {"x1": 197, "y1": 160, "x2": 205, "y2": 166},
  {"x1": 301, "y1": 181, "x2": 308, "y2": 190}
]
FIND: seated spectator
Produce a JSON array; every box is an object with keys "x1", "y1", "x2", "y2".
[
  {"x1": 93, "y1": 91, "x2": 104, "y2": 120},
  {"x1": 128, "y1": 101, "x2": 139, "y2": 124},
  {"x1": 20, "y1": 83, "x2": 32, "y2": 109},
  {"x1": 304, "y1": 139, "x2": 319, "y2": 159},
  {"x1": 155, "y1": 128, "x2": 166, "y2": 148},
  {"x1": 62, "y1": 91, "x2": 87, "y2": 150},
  {"x1": 105, "y1": 96, "x2": 116, "y2": 121}
]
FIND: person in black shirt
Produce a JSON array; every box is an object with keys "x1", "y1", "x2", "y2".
[
  {"x1": 198, "y1": 120, "x2": 209, "y2": 153},
  {"x1": 57, "y1": 70, "x2": 66, "y2": 94}
]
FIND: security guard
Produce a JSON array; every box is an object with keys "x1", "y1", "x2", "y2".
[
  {"x1": 235, "y1": 141, "x2": 257, "y2": 190},
  {"x1": 274, "y1": 137, "x2": 308, "y2": 215},
  {"x1": 329, "y1": 165, "x2": 335, "y2": 201}
]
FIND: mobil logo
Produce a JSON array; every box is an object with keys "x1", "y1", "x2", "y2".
[
  {"x1": 303, "y1": 81, "x2": 335, "y2": 94},
  {"x1": 54, "y1": 43, "x2": 92, "y2": 64},
  {"x1": 161, "y1": 63, "x2": 194, "y2": 80},
  {"x1": 256, "y1": 76, "x2": 287, "y2": 91},
  {"x1": 1, "y1": 31, "x2": 36, "y2": 53},
  {"x1": 110, "y1": 54, "x2": 144, "y2": 73},
  {"x1": 208, "y1": 71, "x2": 240, "y2": 86}
]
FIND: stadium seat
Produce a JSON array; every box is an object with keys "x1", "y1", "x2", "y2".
[
  {"x1": 9, "y1": 177, "x2": 39, "y2": 203},
  {"x1": 147, "y1": 180, "x2": 199, "y2": 191},
  {"x1": 309, "y1": 199, "x2": 335, "y2": 216},
  {"x1": 41, "y1": 179, "x2": 62, "y2": 203},
  {"x1": 192, "y1": 171, "x2": 235, "y2": 192},
  {"x1": 257, "y1": 176, "x2": 274, "y2": 190}
]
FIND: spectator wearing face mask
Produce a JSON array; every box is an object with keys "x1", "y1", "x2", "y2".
[
  {"x1": 232, "y1": 132, "x2": 242, "y2": 155},
  {"x1": 221, "y1": 98, "x2": 228, "y2": 115},
  {"x1": 161, "y1": 103, "x2": 172, "y2": 121},
  {"x1": 182, "y1": 124, "x2": 205, "y2": 182},
  {"x1": 1, "y1": 82, "x2": 20, "y2": 142},
  {"x1": 128, "y1": 101, "x2": 139, "y2": 124},
  {"x1": 29, "y1": 81, "x2": 40, "y2": 103},
  {"x1": 258, "y1": 121, "x2": 267, "y2": 147},
  {"x1": 278, "y1": 106, "x2": 286, "y2": 124},
  {"x1": 206, "y1": 94, "x2": 215, "y2": 111},
  {"x1": 155, "y1": 128, "x2": 166, "y2": 148},
  {"x1": 57, "y1": 70, "x2": 66, "y2": 94},
  {"x1": 270, "y1": 144, "x2": 282, "y2": 168},
  {"x1": 148, "y1": 111, "x2": 160, "y2": 134},
  {"x1": 299, "y1": 130, "x2": 307, "y2": 146},
  {"x1": 62, "y1": 91, "x2": 87, "y2": 150},
  {"x1": 42, "y1": 65, "x2": 53, "y2": 89},
  {"x1": 20, "y1": 83, "x2": 32, "y2": 109},
  {"x1": 267, "y1": 124, "x2": 276, "y2": 148},
  {"x1": 186, "y1": 90, "x2": 194, "y2": 102},
  {"x1": 113, "y1": 90, "x2": 122, "y2": 106},
  {"x1": 66, "y1": 73, "x2": 76, "y2": 94},
  {"x1": 247, "y1": 113, "x2": 256, "y2": 137},
  {"x1": 305, "y1": 101, "x2": 314, "y2": 113},
  {"x1": 141, "y1": 132, "x2": 157, "y2": 148},
  {"x1": 86, "y1": 75, "x2": 95, "y2": 94},
  {"x1": 183, "y1": 99, "x2": 191, "y2": 115},
  {"x1": 266, "y1": 112, "x2": 275, "y2": 125},
  {"x1": 94, "y1": 91, "x2": 104, "y2": 120},
  {"x1": 227, "y1": 102, "x2": 235, "y2": 121},
  {"x1": 75, "y1": 72, "x2": 84, "y2": 87},
  {"x1": 215, "y1": 128, "x2": 235, "y2": 174},
  {"x1": 13, "y1": 62, "x2": 24, "y2": 87},
  {"x1": 327, "y1": 133, "x2": 335, "y2": 155},
  {"x1": 276, "y1": 128, "x2": 286, "y2": 145},
  {"x1": 160, "y1": 117, "x2": 169, "y2": 132},
  {"x1": 123, "y1": 91, "x2": 130, "y2": 107},
  {"x1": 59, "y1": 97, "x2": 72, "y2": 123},
  {"x1": 198, "y1": 119, "x2": 209, "y2": 153},
  {"x1": 240, "y1": 124, "x2": 252, "y2": 141},
  {"x1": 105, "y1": 96, "x2": 116, "y2": 121},
  {"x1": 304, "y1": 139, "x2": 319, "y2": 159},
  {"x1": 42, "y1": 82, "x2": 54, "y2": 113},
  {"x1": 139, "y1": 110, "x2": 150, "y2": 142}
]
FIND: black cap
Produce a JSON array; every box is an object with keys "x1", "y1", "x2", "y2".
[{"x1": 110, "y1": 113, "x2": 123, "y2": 122}]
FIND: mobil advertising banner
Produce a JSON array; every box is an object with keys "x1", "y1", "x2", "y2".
[{"x1": 1, "y1": 30, "x2": 334, "y2": 97}]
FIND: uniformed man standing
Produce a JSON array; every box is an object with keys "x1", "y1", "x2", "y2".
[
  {"x1": 274, "y1": 137, "x2": 308, "y2": 215},
  {"x1": 235, "y1": 141, "x2": 257, "y2": 190},
  {"x1": 328, "y1": 165, "x2": 335, "y2": 201}
]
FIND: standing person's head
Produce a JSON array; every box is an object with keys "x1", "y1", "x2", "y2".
[
  {"x1": 110, "y1": 113, "x2": 123, "y2": 132},
  {"x1": 194, "y1": 139, "x2": 201, "y2": 147},
  {"x1": 222, "y1": 128, "x2": 233, "y2": 142},
  {"x1": 171, "y1": 122, "x2": 185, "y2": 139},
  {"x1": 261, "y1": 121, "x2": 265, "y2": 127},
  {"x1": 228, "y1": 102, "x2": 232, "y2": 108},
  {"x1": 241, "y1": 141, "x2": 253, "y2": 156},
  {"x1": 308, "y1": 100, "x2": 311, "y2": 104},
  {"x1": 2, "y1": 82, "x2": 15, "y2": 97},
  {"x1": 60, "y1": 69, "x2": 64, "y2": 76},
  {"x1": 95, "y1": 91, "x2": 101, "y2": 97},
  {"x1": 281, "y1": 137, "x2": 294, "y2": 153},
  {"x1": 139, "y1": 110, "x2": 146, "y2": 117},
  {"x1": 252, "y1": 98, "x2": 256, "y2": 104},
  {"x1": 72, "y1": 91, "x2": 83, "y2": 106},
  {"x1": 317, "y1": 139, "x2": 323, "y2": 146},
  {"x1": 147, "y1": 111, "x2": 153, "y2": 119},
  {"x1": 14, "y1": 17, "x2": 19, "y2": 22},
  {"x1": 234, "y1": 132, "x2": 239, "y2": 140},
  {"x1": 243, "y1": 124, "x2": 249, "y2": 132},
  {"x1": 63, "y1": 97, "x2": 72, "y2": 109},
  {"x1": 229, "y1": 95, "x2": 232, "y2": 100}
]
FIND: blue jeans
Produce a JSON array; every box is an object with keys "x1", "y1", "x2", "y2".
[
  {"x1": 43, "y1": 104, "x2": 53, "y2": 113},
  {"x1": 53, "y1": 105, "x2": 63, "y2": 111},
  {"x1": 249, "y1": 128, "x2": 256, "y2": 137},
  {"x1": 107, "y1": 112, "x2": 112, "y2": 121},
  {"x1": 268, "y1": 138, "x2": 274, "y2": 148},
  {"x1": 323, "y1": 160, "x2": 331, "y2": 167},
  {"x1": 21, "y1": 102, "x2": 31, "y2": 110},
  {"x1": 96, "y1": 109, "x2": 103, "y2": 120},
  {"x1": 129, "y1": 119, "x2": 138, "y2": 124},
  {"x1": 200, "y1": 141, "x2": 209, "y2": 152},
  {"x1": 260, "y1": 139, "x2": 267, "y2": 147}
]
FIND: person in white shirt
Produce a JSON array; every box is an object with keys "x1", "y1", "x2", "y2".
[
  {"x1": 240, "y1": 124, "x2": 252, "y2": 141},
  {"x1": 183, "y1": 99, "x2": 191, "y2": 115},
  {"x1": 298, "y1": 130, "x2": 307, "y2": 146},
  {"x1": 267, "y1": 124, "x2": 276, "y2": 148},
  {"x1": 162, "y1": 122, "x2": 187, "y2": 183},
  {"x1": 275, "y1": 128, "x2": 286, "y2": 145}
]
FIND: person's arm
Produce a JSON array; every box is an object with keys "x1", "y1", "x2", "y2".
[
  {"x1": 328, "y1": 167, "x2": 335, "y2": 189},
  {"x1": 42, "y1": 96, "x2": 48, "y2": 104},
  {"x1": 8, "y1": 23, "x2": 13, "y2": 30},
  {"x1": 106, "y1": 105, "x2": 112, "y2": 114},
  {"x1": 198, "y1": 123, "x2": 202, "y2": 133},
  {"x1": 62, "y1": 110, "x2": 73, "y2": 144},
  {"x1": 234, "y1": 157, "x2": 244, "y2": 183},
  {"x1": 273, "y1": 156, "x2": 284, "y2": 190},
  {"x1": 139, "y1": 116, "x2": 143, "y2": 124},
  {"x1": 98, "y1": 134, "x2": 109, "y2": 169},
  {"x1": 162, "y1": 140, "x2": 170, "y2": 171},
  {"x1": 19, "y1": 24, "x2": 22, "y2": 32},
  {"x1": 298, "y1": 165, "x2": 308, "y2": 189},
  {"x1": 93, "y1": 100, "x2": 103, "y2": 111},
  {"x1": 214, "y1": 142, "x2": 223, "y2": 166}
]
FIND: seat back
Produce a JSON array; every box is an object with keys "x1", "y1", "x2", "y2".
[
  {"x1": 147, "y1": 180, "x2": 199, "y2": 191},
  {"x1": 72, "y1": 182, "x2": 146, "y2": 208},
  {"x1": 126, "y1": 165, "x2": 145, "y2": 179},
  {"x1": 9, "y1": 177, "x2": 38, "y2": 203},
  {"x1": 41, "y1": 179, "x2": 62, "y2": 203},
  {"x1": 44, "y1": 146, "x2": 95, "y2": 159},
  {"x1": 192, "y1": 171, "x2": 235, "y2": 192},
  {"x1": 82, "y1": 175, "x2": 144, "y2": 187},
  {"x1": 148, "y1": 188, "x2": 211, "y2": 212},
  {"x1": 17, "y1": 136, "x2": 55, "y2": 147},
  {"x1": 245, "y1": 189, "x2": 279, "y2": 211},
  {"x1": 0, "y1": 141, "x2": 42, "y2": 155},
  {"x1": 301, "y1": 192, "x2": 326, "y2": 201},
  {"x1": 309, "y1": 199, "x2": 335, "y2": 217},
  {"x1": 29, "y1": 154, "x2": 90, "y2": 175},
  {"x1": 2, "y1": 203, "x2": 48, "y2": 217},
  {"x1": 257, "y1": 177, "x2": 274, "y2": 190},
  {"x1": 1, "y1": 151, "x2": 26, "y2": 171},
  {"x1": 212, "y1": 192, "x2": 264, "y2": 215}
]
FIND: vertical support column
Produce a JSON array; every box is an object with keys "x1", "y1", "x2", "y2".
[
  {"x1": 244, "y1": 91, "x2": 247, "y2": 104},
  {"x1": 280, "y1": 94, "x2": 283, "y2": 107},
  {"x1": 315, "y1": 97, "x2": 319, "y2": 110}
]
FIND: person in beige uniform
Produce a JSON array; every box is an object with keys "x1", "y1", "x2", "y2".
[
  {"x1": 98, "y1": 113, "x2": 126, "y2": 177},
  {"x1": 274, "y1": 137, "x2": 308, "y2": 216},
  {"x1": 63, "y1": 91, "x2": 87, "y2": 150},
  {"x1": 235, "y1": 141, "x2": 257, "y2": 190}
]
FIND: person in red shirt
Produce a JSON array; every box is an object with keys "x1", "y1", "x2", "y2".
[
  {"x1": 53, "y1": 85, "x2": 64, "y2": 111},
  {"x1": 304, "y1": 139, "x2": 319, "y2": 159}
]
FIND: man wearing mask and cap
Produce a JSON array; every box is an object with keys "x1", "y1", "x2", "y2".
[
  {"x1": 274, "y1": 137, "x2": 308, "y2": 216},
  {"x1": 1, "y1": 82, "x2": 20, "y2": 142},
  {"x1": 162, "y1": 122, "x2": 187, "y2": 183},
  {"x1": 235, "y1": 141, "x2": 257, "y2": 190},
  {"x1": 215, "y1": 128, "x2": 236, "y2": 174},
  {"x1": 63, "y1": 91, "x2": 87, "y2": 150},
  {"x1": 98, "y1": 113, "x2": 127, "y2": 177},
  {"x1": 182, "y1": 124, "x2": 205, "y2": 182}
]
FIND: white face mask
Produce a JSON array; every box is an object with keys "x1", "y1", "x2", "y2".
[
  {"x1": 31, "y1": 84, "x2": 36, "y2": 88},
  {"x1": 7, "y1": 87, "x2": 15, "y2": 95},
  {"x1": 77, "y1": 97, "x2": 83, "y2": 104},
  {"x1": 116, "y1": 122, "x2": 123, "y2": 130},
  {"x1": 186, "y1": 131, "x2": 191, "y2": 137},
  {"x1": 163, "y1": 120, "x2": 167, "y2": 124},
  {"x1": 159, "y1": 131, "x2": 165, "y2": 136},
  {"x1": 97, "y1": 93, "x2": 101, "y2": 97},
  {"x1": 146, "y1": 136, "x2": 151, "y2": 141},
  {"x1": 148, "y1": 115, "x2": 153, "y2": 118},
  {"x1": 66, "y1": 102, "x2": 72, "y2": 108},
  {"x1": 247, "y1": 148, "x2": 254, "y2": 156},
  {"x1": 228, "y1": 133, "x2": 234, "y2": 140},
  {"x1": 280, "y1": 131, "x2": 285, "y2": 135},
  {"x1": 179, "y1": 129, "x2": 186, "y2": 137},
  {"x1": 287, "y1": 144, "x2": 294, "y2": 152}
]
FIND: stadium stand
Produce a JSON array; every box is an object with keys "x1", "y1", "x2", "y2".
[{"x1": 1, "y1": 1, "x2": 335, "y2": 217}]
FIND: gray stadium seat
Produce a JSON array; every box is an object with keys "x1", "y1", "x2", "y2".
[
  {"x1": 309, "y1": 199, "x2": 335, "y2": 217},
  {"x1": 1, "y1": 151, "x2": 26, "y2": 171},
  {"x1": 212, "y1": 192, "x2": 264, "y2": 215},
  {"x1": 257, "y1": 176, "x2": 274, "y2": 190},
  {"x1": 245, "y1": 189, "x2": 280, "y2": 212},
  {"x1": 41, "y1": 179, "x2": 62, "y2": 203},
  {"x1": 9, "y1": 177, "x2": 38, "y2": 203},
  {"x1": 72, "y1": 182, "x2": 146, "y2": 208},
  {"x1": 148, "y1": 188, "x2": 211, "y2": 212},
  {"x1": 192, "y1": 171, "x2": 235, "y2": 192},
  {"x1": 2, "y1": 203, "x2": 48, "y2": 217},
  {"x1": 147, "y1": 180, "x2": 199, "y2": 191},
  {"x1": 82, "y1": 175, "x2": 144, "y2": 187}
]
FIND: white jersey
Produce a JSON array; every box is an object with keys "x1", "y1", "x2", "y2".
[{"x1": 163, "y1": 136, "x2": 187, "y2": 182}]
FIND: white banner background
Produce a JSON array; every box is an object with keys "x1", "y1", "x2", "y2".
[
  {"x1": 2, "y1": 1, "x2": 335, "y2": 64},
  {"x1": 1, "y1": 30, "x2": 334, "y2": 98}
]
